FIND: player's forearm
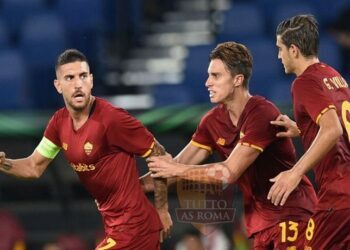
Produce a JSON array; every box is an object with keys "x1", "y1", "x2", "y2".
[
  {"x1": 176, "y1": 162, "x2": 234, "y2": 184},
  {"x1": 154, "y1": 178, "x2": 168, "y2": 210},
  {"x1": 139, "y1": 172, "x2": 154, "y2": 193},
  {"x1": 292, "y1": 125, "x2": 342, "y2": 176},
  {"x1": 150, "y1": 140, "x2": 169, "y2": 210},
  {"x1": 0, "y1": 157, "x2": 42, "y2": 178}
]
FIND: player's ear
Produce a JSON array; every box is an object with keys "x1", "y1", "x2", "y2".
[
  {"x1": 90, "y1": 73, "x2": 93, "y2": 89},
  {"x1": 54, "y1": 79, "x2": 62, "y2": 94},
  {"x1": 233, "y1": 74, "x2": 244, "y2": 87},
  {"x1": 289, "y1": 44, "x2": 299, "y2": 58}
]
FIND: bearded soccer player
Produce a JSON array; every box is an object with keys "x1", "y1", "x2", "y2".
[
  {"x1": 268, "y1": 14, "x2": 350, "y2": 248},
  {"x1": 0, "y1": 49, "x2": 172, "y2": 250},
  {"x1": 148, "y1": 42, "x2": 317, "y2": 249}
]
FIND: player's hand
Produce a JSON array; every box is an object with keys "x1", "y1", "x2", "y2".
[
  {"x1": 270, "y1": 114, "x2": 300, "y2": 138},
  {"x1": 157, "y1": 209, "x2": 173, "y2": 243},
  {"x1": 267, "y1": 169, "x2": 302, "y2": 206},
  {"x1": 147, "y1": 156, "x2": 185, "y2": 178}
]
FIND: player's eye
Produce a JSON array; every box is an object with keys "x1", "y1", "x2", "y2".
[{"x1": 80, "y1": 74, "x2": 88, "y2": 80}]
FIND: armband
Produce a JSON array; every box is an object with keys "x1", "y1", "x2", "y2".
[{"x1": 36, "y1": 137, "x2": 60, "y2": 159}]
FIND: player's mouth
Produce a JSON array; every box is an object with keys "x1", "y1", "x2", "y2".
[
  {"x1": 209, "y1": 90, "x2": 215, "y2": 98},
  {"x1": 72, "y1": 92, "x2": 85, "y2": 101}
]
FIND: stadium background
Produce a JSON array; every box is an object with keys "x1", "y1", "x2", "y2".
[{"x1": 0, "y1": 0, "x2": 349, "y2": 249}]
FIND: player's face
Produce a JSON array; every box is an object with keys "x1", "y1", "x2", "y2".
[
  {"x1": 276, "y1": 35, "x2": 295, "y2": 74},
  {"x1": 54, "y1": 61, "x2": 93, "y2": 111},
  {"x1": 205, "y1": 59, "x2": 236, "y2": 104}
]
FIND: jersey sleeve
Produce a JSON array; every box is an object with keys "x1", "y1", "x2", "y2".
[
  {"x1": 43, "y1": 114, "x2": 61, "y2": 148},
  {"x1": 37, "y1": 114, "x2": 62, "y2": 158},
  {"x1": 293, "y1": 78, "x2": 336, "y2": 124},
  {"x1": 239, "y1": 102, "x2": 280, "y2": 152},
  {"x1": 106, "y1": 108, "x2": 154, "y2": 157},
  {"x1": 191, "y1": 114, "x2": 213, "y2": 153}
]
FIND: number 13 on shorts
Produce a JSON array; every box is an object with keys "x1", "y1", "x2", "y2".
[{"x1": 279, "y1": 221, "x2": 299, "y2": 243}]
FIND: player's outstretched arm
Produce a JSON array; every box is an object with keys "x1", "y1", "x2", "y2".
[
  {"x1": 148, "y1": 144, "x2": 260, "y2": 185},
  {"x1": 148, "y1": 140, "x2": 172, "y2": 243},
  {"x1": 270, "y1": 114, "x2": 300, "y2": 138},
  {"x1": 268, "y1": 109, "x2": 342, "y2": 206},
  {"x1": 0, "y1": 150, "x2": 52, "y2": 178}
]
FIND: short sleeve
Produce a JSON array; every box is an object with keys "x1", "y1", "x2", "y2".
[
  {"x1": 106, "y1": 108, "x2": 154, "y2": 156},
  {"x1": 239, "y1": 103, "x2": 280, "y2": 151},
  {"x1": 191, "y1": 114, "x2": 213, "y2": 153},
  {"x1": 43, "y1": 114, "x2": 61, "y2": 147},
  {"x1": 293, "y1": 78, "x2": 335, "y2": 124}
]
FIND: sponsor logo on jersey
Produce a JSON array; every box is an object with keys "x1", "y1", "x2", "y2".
[
  {"x1": 70, "y1": 163, "x2": 96, "y2": 172},
  {"x1": 84, "y1": 142, "x2": 93, "y2": 155},
  {"x1": 216, "y1": 137, "x2": 225, "y2": 146},
  {"x1": 62, "y1": 143, "x2": 68, "y2": 150}
]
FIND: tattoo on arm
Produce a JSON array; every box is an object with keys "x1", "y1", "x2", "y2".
[
  {"x1": 1, "y1": 160, "x2": 12, "y2": 171},
  {"x1": 149, "y1": 141, "x2": 168, "y2": 210}
]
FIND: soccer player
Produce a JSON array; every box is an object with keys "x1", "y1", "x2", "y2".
[
  {"x1": 0, "y1": 49, "x2": 172, "y2": 250},
  {"x1": 268, "y1": 14, "x2": 350, "y2": 248},
  {"x1": 148, "y1": 42, "x2": 317, "y2": 249}
]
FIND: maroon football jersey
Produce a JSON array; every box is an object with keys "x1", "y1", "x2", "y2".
[
  {"x1": 292, "y1": 62, "x2": 350, "y2": 210},
  {"x1": 43, "y1": 97, "x2": 162, "y2": 238},
  {"x1": 192, "y1": 96, "x2": 316, "y2": 237}
]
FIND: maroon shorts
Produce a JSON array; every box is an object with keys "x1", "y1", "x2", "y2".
[
  {"x1": 253, "y1": 220, "x2": 308, "y2": 250},
  {"x1": 96, "y1": 230, "x2": 160, "y2": 250},
  {"x1": 304, "y1": 208, "x2": 350, "y2": 249}
]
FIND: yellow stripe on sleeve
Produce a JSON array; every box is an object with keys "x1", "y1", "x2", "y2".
[
  {"x1": 239, "y1": 142, "x2": 263, "y2": 152},
  {"x1": 315, "y1": 105, "x2": 336, "y2": 125},
  {"x1": 190, "y1": 140, "x2": 213, "y2": 153},
  {"x1": 35, "y1": 137, "x2": 61, "y2": 159},
  {"x1": 141, "y1": 141, "x2": 155, "y2": 158}
]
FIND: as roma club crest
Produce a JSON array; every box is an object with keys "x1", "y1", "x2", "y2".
[{"x1": 84, "y1": 142, "x2": 93, "y2": 155}]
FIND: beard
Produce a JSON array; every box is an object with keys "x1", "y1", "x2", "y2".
[{"x1": 65, "y1": 94, "x2": 91, "y2": 112}]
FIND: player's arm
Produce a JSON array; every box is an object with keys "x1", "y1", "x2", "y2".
[
  {"x1": 140, "y1": 141, "x2": 211, "y2": 192},
  {"x1": 147, "y1": 139, "x2": 172, "y2": 242},
  {"x1": 174, "y1": 141, "x2": 211, "y2": 164},
  {"x1": 268, "y1": 109, "x2": 342, "y2": 206},
  {"x1": 148, "y1": 144, "x2": 260, "y2": 184},
  {"x1": 0, "y1": 150, "x2": 52, "y2": 178}
]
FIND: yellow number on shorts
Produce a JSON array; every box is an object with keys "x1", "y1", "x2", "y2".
[
  {"x1": 305, "y1": 218, "x2": 315, "y2": 241},
  {"x1": 279, "y1": 221, "x2": 299, "y2": 243},
  {"x1": 341, "y1": 101, "x2": 350, "y2": 142}
]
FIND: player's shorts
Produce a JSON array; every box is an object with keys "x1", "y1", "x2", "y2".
[
  {"x1": 304, "y1": 208, "x2": 350, "y2": 249},
  {"x1": 95, "y1": 230, "x2": 160, "y2": 250},
  {"x1": 253, "y1": 220, "x2": 308, "y2": 250}
]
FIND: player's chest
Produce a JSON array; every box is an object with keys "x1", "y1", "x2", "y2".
[
  {"x1": 210, "y1": 122, "x2": 243, "y2": 157},
  {"x1": 59, "y1": 126, "x2": 107, "y2": 164}
]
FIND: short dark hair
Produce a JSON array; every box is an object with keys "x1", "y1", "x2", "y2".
[
  {"x1": 209, "y1": 42, "x2": 253, "y2": 88},
  {"x1": 55, "y1": 49, "x2": 88, "y2": 71},
  {"x1": 276, "y1": 14, "x2": 319, "y2": 57}
]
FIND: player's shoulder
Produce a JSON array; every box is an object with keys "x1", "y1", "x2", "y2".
[
  {"x1": 94, "y1": 97, "x2": 133, "y2": 120},
  {"x1": 248, "y1": 95, "x2": 279, "y2": 112},
  {"x1": 201, "y1": 104, "x2": 226, "y2": 122},
  {"x1": 52, "y1": 106, "x2": 69, "y2": 121}
]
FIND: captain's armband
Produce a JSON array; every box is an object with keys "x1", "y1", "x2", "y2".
[{"x1": 36, "y1": 137, "x2": 60, "y2": 159}]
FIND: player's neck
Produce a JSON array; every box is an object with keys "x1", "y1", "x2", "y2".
[
  {"x1": 225, "y1": 91, "x2": 251, "y2": 126},
  {"x1": 70, "y1": 96, "x2": 95, "y2": 130},
  {"x1": 294, "y1": 57, "x2": 319, "y2": 76}
]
